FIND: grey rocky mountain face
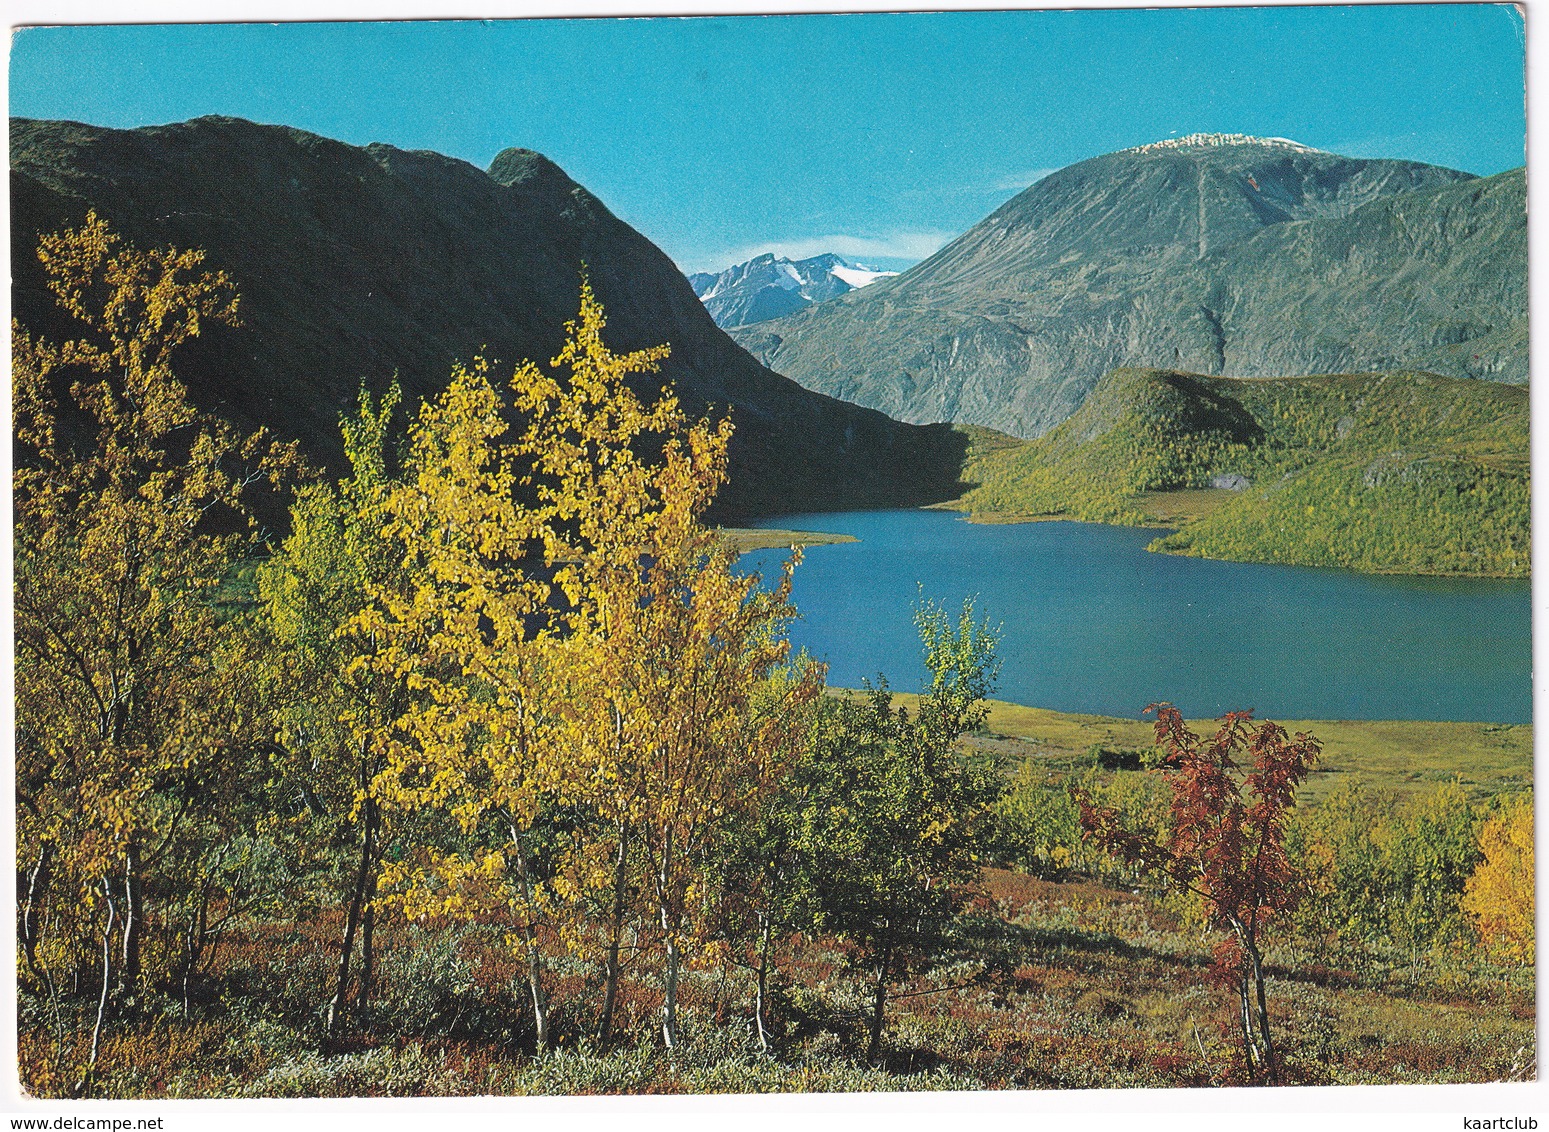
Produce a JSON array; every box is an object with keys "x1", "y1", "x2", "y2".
[
  {"x1": 688, "y1": 252, "x2": 896, "y2": 329},
  {"x1": 734, "y1": 135, "x2": 1524, "y2": 439}
]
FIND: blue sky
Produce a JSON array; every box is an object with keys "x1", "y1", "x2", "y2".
[{"x1": 9, "y1": 5, "x2": 1527, "y2": 273}]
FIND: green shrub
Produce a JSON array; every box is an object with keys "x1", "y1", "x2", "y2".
[
  {"x1": 242, "y1": 1044, "x2": 464, "y2": 1097},
  {"x1": 1291, "y1": 780, "x2": 1481, "y2": 965}
]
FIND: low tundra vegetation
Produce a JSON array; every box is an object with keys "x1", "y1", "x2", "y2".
[
  {"x1": 14, "y1": 220, "x2": 1534, "y2": 1097},
  {"x1": 954, "y1": 367, "x2": 1529, "y2": 577}
]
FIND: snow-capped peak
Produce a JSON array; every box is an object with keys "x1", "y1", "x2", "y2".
[
  {"x1": 689, "y1": 252, "x2": 901, "y2": 330},
  {"x1": 1124, "y1": 133, "x2": 1325, "y2": 156}
]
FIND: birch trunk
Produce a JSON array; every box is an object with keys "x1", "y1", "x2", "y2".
[
  {"x1": 658, "y1": 826, "x2": 679, "y2": 1050},
  {"x1": 596, "y1": 823, "x2": 629, "y2": 1045},
  {"x1": 356, "y1": 799, "x2": 380, "y2": 1022},
  {"x1": 325, "y1": 796, "x2": 375, "y2": 1037},
  {"x1": 508, "y1": 821, "x2": 549, "y2": 1055},
  {"x1": 866, "y1": 944, "x2": 892, "y2": 1065},
  {"x1": 120, "y1": 843, "x2": 142, "y2": 994},
  {"x1": 1247, "y1": 940, "x2": 1276, "y2": 1083},
  {"x1": 357, "y1": 855, "x2": 378, "y2": 1022},
  {"x1": 660, "y1": 914, "x2": 680, "y2": 1050},
  {"x1": 754, "y1": 912, "x2": 773, "y2": 1055},
  {"x1": 20, "y1": 843, "x2": 51, "y2": 984},
  {"x1": 78, "y1": 879, "x2": 117, "y2": 1098}
]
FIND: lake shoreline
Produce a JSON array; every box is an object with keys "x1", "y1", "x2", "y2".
[
  {"x1": 718, "y1": 527, "x2": 858, "y2": 553},
  {"x1": 744, "y1": 508, "x2": 1531, "y2": 726},
  {"x1": 928, "y1": 500, "x2": 1531, "y2": 581}
]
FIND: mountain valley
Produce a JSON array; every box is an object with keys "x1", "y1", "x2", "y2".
[
  {"x1": 9, "y1": 122, "x2": 1529, "y2": 578},
  {"x1": 688, "y1": 251, "x2": 896, "y2": 329}
]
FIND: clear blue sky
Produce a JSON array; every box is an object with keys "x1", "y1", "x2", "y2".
[{"x1": 9, "y1": 5, "x2": 1527, "y2": 272}]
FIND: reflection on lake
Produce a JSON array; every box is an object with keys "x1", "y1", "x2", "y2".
[{"x1": 737, "y1": 510, "x2": 1531, "y2": 724}]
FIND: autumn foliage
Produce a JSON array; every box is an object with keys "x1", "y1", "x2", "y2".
[
  {"x1": 1463, "y1": 793, "x2": 1534, "y2": 964},
  {"x1": 1077, "y1": 704, "x2": 1320, "y2": 1083},
  {"x1": 14, "y1": 215, "x2": 299, "y2": 1094},
  {"x1": 12, "y1": 219, "x2": 1534, "y2": 1098}
]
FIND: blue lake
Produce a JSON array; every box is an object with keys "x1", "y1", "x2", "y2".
[{"x1": 739, "y1": 509, "x2": 1532, "y2": 725}]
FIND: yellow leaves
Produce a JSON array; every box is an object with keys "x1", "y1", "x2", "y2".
[
  {"x1": 385, "y1": 847, "x2": 542, "y2": 925},
  {"x1": 16, "y1": 217, "x2": 294, "y2": 918},
  {"x1": 332, "y1": 279, "x2": 823, "y2": 1011},
  {"x1": 1463, "y1": 793, "x2": 1534, "y2": 964},
  {"x1": 34, "y1": 213, "x2": 237, "y2": 434}
]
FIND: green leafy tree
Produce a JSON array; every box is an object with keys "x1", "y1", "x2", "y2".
[
  {"x1": 707, "y1": 669, "x2": 829, "y2": 1055},
  {"x1": 1380, "y1": 780, "x2": 1478, "y2": 969},
  {"x1": 1292, "y1": 780, "x2": 1486, "y2": 972},
  {"x1": 1288, "y1": 781, "x2": 1392, "y2": 951},
  {"x1": 995, "y1": 758, "x2": 1171, "y2": 884},
  {"x1": 258, "y1": 383, "x2": 408, "y2": 1037},
  {"x1": 797, "y1": 599, "x2": 1002, "y2": 1064}
]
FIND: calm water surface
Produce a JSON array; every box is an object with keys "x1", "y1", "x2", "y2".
[{"x1": 740, "y1": 509, "x2": 1531, "y2": 724}]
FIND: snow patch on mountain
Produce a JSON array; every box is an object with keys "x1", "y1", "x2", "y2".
[
  {"x1": 1124, "y1": 133, "x2": 1325, "y2": 156},
  {"x1": 776, "y1": 260, "x2": 806, "y2": 289},
  {"x1": 830, "y1": 263, "x2": 895, "y2": 289}
]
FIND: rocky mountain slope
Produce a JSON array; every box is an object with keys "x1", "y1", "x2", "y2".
[
  {"x1": 734, "y1": 135, "x2": 1524, "y2": 438},
  {"x1": 688, "y1": 252, "x2": 896, "y2": 329},
  {"x1": 11, "y1": 116, "x2": 966, "y2": 522}
]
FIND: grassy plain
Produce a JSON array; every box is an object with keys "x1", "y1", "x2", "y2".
[
  {"x1": 888, "y1": 694, "x2": 1536, "y2": 806},
  {"x1": 716, "y1": 527, "x2": 858, "y2": 553}
]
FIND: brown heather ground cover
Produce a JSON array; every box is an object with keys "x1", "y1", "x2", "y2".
[
  {"x1": 19, "y1": 866, "x2": 1532, "y2": 1097},
  {"x1": 19, "y1": 697, "x2": 1533, "y2": 1098}
]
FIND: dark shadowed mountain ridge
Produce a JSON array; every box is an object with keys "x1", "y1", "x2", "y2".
[
  {"x1": 735, "y1": 134, "x2": 1522, "y2": 439},
  {"x1": 11, "y1": 115, "x2": 966, "y2": 521}
]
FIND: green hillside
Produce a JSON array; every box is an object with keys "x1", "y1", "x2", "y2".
[{"x1": 953, "y1": 367, "x2": 1529, "y2": 577}]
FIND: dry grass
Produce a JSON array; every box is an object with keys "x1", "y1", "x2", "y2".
[{"x1": 716, "y1": 528, "x2": 858, "y2": 553}]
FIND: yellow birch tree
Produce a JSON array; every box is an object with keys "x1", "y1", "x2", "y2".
[
  {"x1": 510, "y1": 283, "x2": 822, "y2": 1049},
  {"x1": 364, "y1": 361, "x2": 574, "y2": 1053},
  {"x1": 366, "y1": 281, "x2": 819, "y2": 1054},
  {"x1": 1462, "y1": 794, "x2": 1534, "y2": 964},
  {"x1": 13, "y1": 215, "x2": 296, "y2": 1093}
]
